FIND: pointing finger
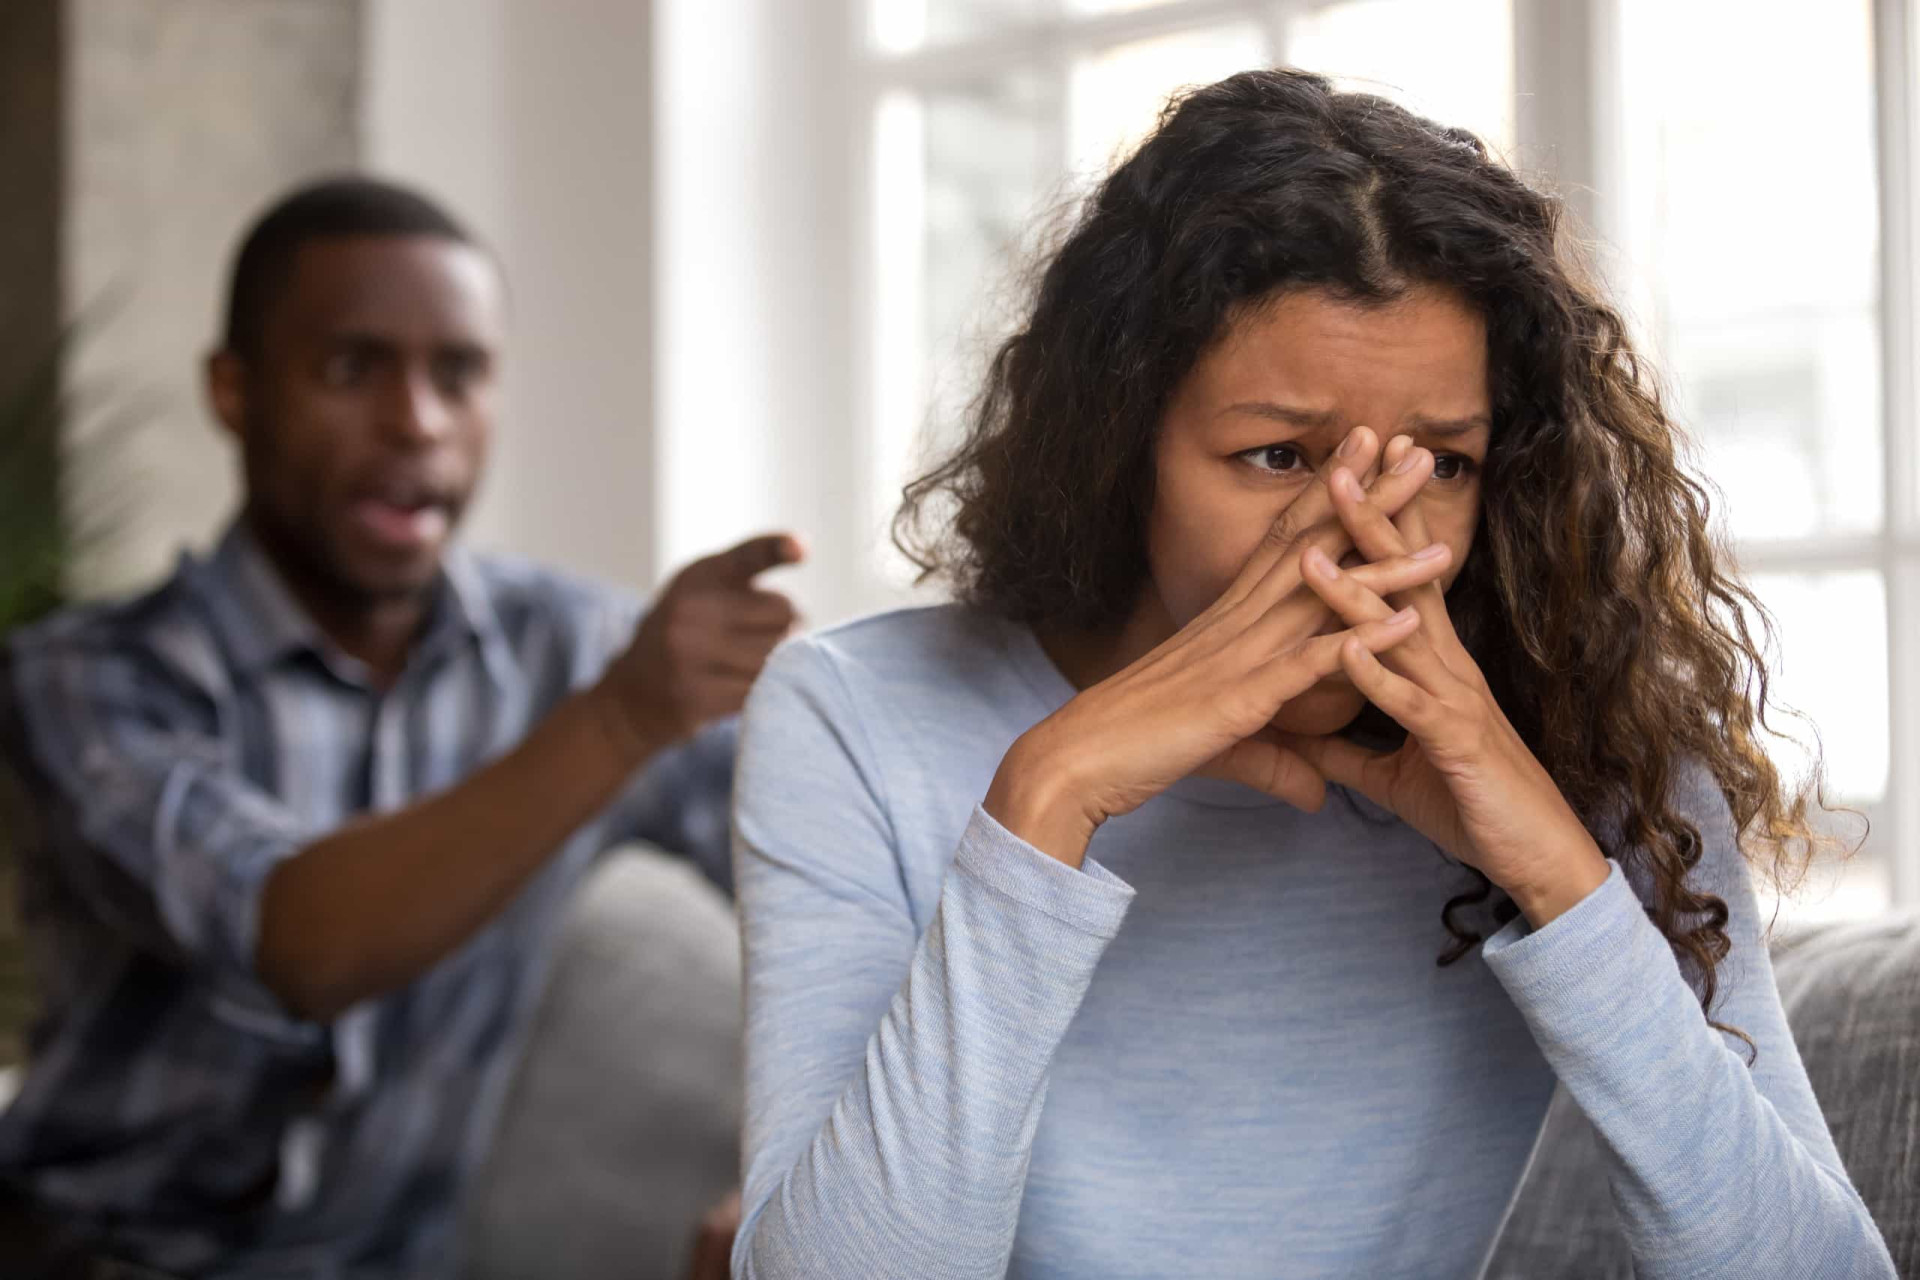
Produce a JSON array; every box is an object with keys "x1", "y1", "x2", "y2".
[{"x1": 693, "y1": 533, "x2": 805, "y2": 587}]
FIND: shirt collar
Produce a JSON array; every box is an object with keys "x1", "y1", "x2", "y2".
[{"x1": 194, "y1": 520, "x2": 512, "y2": 690}]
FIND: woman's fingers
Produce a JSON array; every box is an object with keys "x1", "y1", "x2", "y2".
[
  {"x1": 1297, "y1": 543, "x2": 1458, "y2": 690},
  {"x1": 1358, "y1": 434, "x2": 1436, "y2": 526},
  {"x1": 1240, "y1": 542, "x2": 1450, "y2": 658},
  {"x1": 1329, "y1": 458, "x2": 1419, "y2": 563},
  {"x1": 1342, "y1": 544, "x2": 1452, "y2": 598},
  {"x1": 1275, "y1": 731, "x2": 1395, "y2": 809},
  {"x1": 1236, "y1": 427, "x2": 1431, "y2": 616},
  {"x1": 1198, "y1": 734, "x2": 1329, "y2": 812},
  {"x1": 1338, "y1": 634, "x2": 1441, "y2": 735},
  {"x1": 1256, "y1": 606, "x2": 1419, "y2": 704},
  {"x1": 1329, "y1": 447, "x2": 1466, "y2": 646},
  {"x1": 1223, "y1": 428, "x2": 1380, "y2": 611},
  {"x1": 1387, "y1": 492, "x2": 1460, "y2": 645}
]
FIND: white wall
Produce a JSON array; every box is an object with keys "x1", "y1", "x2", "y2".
[
  {"x1": 363, "y1": 0, "x2": 658, "y2": 596},
  {"x1": 63, "y1": 0, "x2": 361, "y2": 597},
  {"x1": 653, "y1": 0, "x2": 867, "y2": 624}
]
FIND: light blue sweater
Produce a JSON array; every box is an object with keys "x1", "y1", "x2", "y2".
[{"x1": 730, "y1": 605, "x2": 1893, "y2": 1279}]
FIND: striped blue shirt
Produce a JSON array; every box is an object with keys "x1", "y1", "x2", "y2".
[{"x1": 0, "y1": 523, "x2": 733, "y2": 1277}]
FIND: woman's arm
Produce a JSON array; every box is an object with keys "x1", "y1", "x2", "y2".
[
  {"x1": 1481, "y1": 760, "x2": 1895, "y2": 1278},
  {"x1": 731, "y1": 640, "x2": 1134, "y2": 1280}
]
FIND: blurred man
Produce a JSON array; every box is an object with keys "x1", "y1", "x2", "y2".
[{"x1": 0, "y1": 178, "x2": 792, "y2": 1278}]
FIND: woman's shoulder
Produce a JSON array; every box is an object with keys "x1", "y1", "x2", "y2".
[
  {"x1": 745, "y1": 603, "x2": 1054, "y2": 785},
  {"x1": 740, "y1": 605, "x2": 1044, "y2": 846},
  {"x1": 760, "y1": 603, "x2": 1038, "y2": 710}
]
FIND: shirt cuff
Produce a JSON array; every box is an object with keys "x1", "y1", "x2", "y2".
[
  {"x1": 953, "y1": 805, "x2": 1135, "y2": 939},
  {"x1": 1480, "y1": 859, "x2": 1687, "y2": 1057}
]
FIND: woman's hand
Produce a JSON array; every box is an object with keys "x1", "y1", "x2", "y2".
[
  {"x1": 985, "y1": 428, "x2": 1449, "y2": 867},
  {"x1": 1281, "y1": 437, "x2": 1610, "y2": 927}
]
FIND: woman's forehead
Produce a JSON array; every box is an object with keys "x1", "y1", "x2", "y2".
[{"x1": 1190, "y1": 286, "x2": 1491, "y2": 430}]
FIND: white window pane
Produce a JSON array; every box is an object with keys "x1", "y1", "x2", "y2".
[
  {"x1": 1068, "y1": 22, "x2": 1270, "y2": 179},
  {"x1": 1285, "y1": 0, "x2": 1515, "y2": 155},
  {"x1": 1761, "y1": 830, "x2": 1891, "y2": 929},
  {"x1": 871, "y1": 73, "x2": 1055, "y2": 572},
  {"x1": 1745, "y1": 570, "x2": 1889, "y2": 805},
  {"x1": 870, "y1": 0, "x2": 1039, "y2": 54},
  {"x1": 1066, "y1": 0, "x2": 1178, "y2": 14},
  {"x1": 1744, "y1": 569, "x2": 1891, "y2": 924},
  {"x1": 1614, "y1": 0, "x2": 1881, "y2": 540}
]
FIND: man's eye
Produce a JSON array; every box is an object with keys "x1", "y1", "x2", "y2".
[
  {"x1": 1239, "y1": 445, "x2": 1306, "y2": 474},
  {"x1": 433, "y1": 353, "x2": 488, "y2": 398},
  {"x1": 322, "y1": 351, "x2": 372, "y2": 387}
]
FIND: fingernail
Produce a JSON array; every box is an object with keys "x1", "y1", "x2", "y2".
[
  {"x1": 1303, "y1": 546, "x2": 1336, "y2": 575},
  {"x1": 1413, "y1": 543, "x2": 1448, "y2": 560},
  {"x1": 1392, "y1": 448, "x2": 1423, "y2": 475},
  {"x1": 1338, "y1": 428, "x2": 1364, "y2": 459},
  {"x1": 1390, "y1": 607, "x2": 1418, "y2": 625}
]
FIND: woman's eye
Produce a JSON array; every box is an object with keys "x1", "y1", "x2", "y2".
[
  {"x1": 1239, "y1": 445, "x2": 1307, "y2": 475},
  {"x1": 1432, "y1": 453, "x2": 1478, "y2": 482}
]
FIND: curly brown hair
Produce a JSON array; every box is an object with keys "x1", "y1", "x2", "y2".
[{"x1": 895, "y1": 68, "x2": 1842, "y2": 1037}]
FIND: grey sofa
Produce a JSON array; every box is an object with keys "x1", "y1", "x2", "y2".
[
  {"x1": 463, "y1": 851, "x2": 742, "y2": 1280},
  {"x1": 469, "y1": 852, "x2": 1918, "y2": 1278}
]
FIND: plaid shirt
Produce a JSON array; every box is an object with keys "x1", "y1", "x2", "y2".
[{"x1": 0, "y1": 524, "x2": 734, "y2": 1277}]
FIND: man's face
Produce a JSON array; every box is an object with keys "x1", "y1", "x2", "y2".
[
  {"x1": 212, "y1": 234, "x2": 504, "y2": 602},
  {"x1": 1148, "y1": 284, "x2": 1491, "y2": 735}
]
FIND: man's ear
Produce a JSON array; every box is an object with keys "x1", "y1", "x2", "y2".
[{"x1": 205, "y1": 349, "x2": 249, "y2": 444}]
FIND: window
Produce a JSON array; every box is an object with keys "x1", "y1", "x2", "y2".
[
  {"x1": 1602, "y1": 0, "x2": 1899, "y2": 921},
  {"x1": 855, "y1": 0, "x2": 1920, "y2": 918}
]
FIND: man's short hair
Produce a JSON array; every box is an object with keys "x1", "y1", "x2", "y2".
[{"x1": 221, "y1": 176, "x2": 474, "y2": 359}]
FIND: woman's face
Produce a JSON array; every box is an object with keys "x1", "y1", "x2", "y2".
[{"x1": 1147, "y1": 285, "x2": 1491, "y2": 735}]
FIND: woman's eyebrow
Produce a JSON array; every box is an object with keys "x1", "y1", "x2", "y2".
[
  {"x1": 1217, "y1": 403, "x2": 1490, "y2": 439},
  {"x1": 1217, "y1": 401, "x2": 1339, "y2": 428},
  {"x1": 1405, "y1": 413, "x2": 1493, "y2": 439}
]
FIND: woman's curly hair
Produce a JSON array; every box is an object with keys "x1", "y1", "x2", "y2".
[{"x1": 895, "y1": 68, "x2": 1840, "y2": 1033}]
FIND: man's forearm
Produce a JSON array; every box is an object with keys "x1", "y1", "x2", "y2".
[{"x1": 257, "y1": 683, "x2": 666, "y2": 1021}]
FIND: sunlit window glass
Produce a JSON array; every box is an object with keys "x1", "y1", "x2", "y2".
[
  {"x1": 1612, "y1": 0, "x2": 1881, "y2": 543},
  {"x1": 1067, "y1": 22, "x2": 1271, "y2": 178},
  {"x1": 1286, "y1": 0, "x2": 1516, "y2": 154}
]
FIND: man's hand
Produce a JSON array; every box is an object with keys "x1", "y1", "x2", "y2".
[
  {"x1": 595, "y1": 533, "x2": 804, "y2": 755},
  {"x1": 685, "y1": 1188, "x2": 741, "y2": 1280}
]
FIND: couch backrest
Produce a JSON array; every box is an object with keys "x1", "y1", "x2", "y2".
[{"x1": 462, "y1": 849, "x2": 743, "y2": 1280}]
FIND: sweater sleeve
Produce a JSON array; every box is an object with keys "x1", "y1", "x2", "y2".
[
  {"x1": 1480, "y1": 761, "x2": 1895, "y2": 1278},
  {"x1": 730, "y1": 640, "x2": 1135, "y2": 1280}
]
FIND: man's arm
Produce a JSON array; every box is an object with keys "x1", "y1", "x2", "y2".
[
  {"x1": 257, "y1": 684, "x2": 659, "y2": 1020},
  {"x1": 258, "y1": 533, "x2": 800, "y2": 1021}
]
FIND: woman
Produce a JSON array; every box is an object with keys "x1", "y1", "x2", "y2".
[{"x1": 729, "y1": 70, "x2": 1894, "y2": 1278}]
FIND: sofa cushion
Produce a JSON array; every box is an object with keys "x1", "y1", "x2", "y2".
[
  {"x1": 1771, "y1": 915, "x2": 1920, "y2": 1270},
  {"x1": 461, "y1": 849, "x2": 742, "y2": 1280},
  {"x1": 1485, "y1": 913, "x2": 1920, "y2": 1278}
]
